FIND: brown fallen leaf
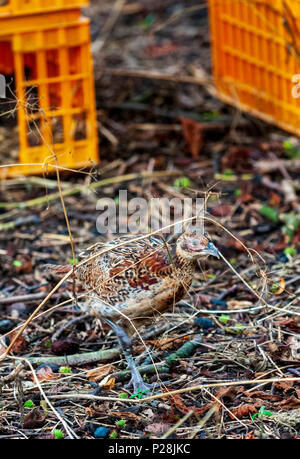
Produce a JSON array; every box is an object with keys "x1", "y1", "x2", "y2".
[
  {"x1": 276, "y1": 395, "x2": 300, "y2": 410},
  {"x1": 145, "y1": 423, "x2": 171, "y2": 436},
  {"x1": 148, "y1": 335, "x2": 189, "y2": 350},
  {"x1": 267, "y1": 342, "x2": 294, "y2": 362},
  {"x1": 274, "y1": 278, "x2": 285, "y2": 295},
  {"x1": 8, "y1": 330, "x2": 27, "y2": 354},
  {"x1": 146, "y1": 43, "x2": 180, "y2": 58},
  {"x1": 274, "y1": 380, "x2": 294, "y2": 392},
  {"x1": 230, "y1": 403, "x2": 259, "y2": 420},
  {"x1": 103, "y1": 377, "x2": 115, "y2": 391},
  {"x1": 108, "y1": 411, "x2": 140, "y2": 421},
  {"x1": 227, "y1": 300, "x2": 253, "y2": 310},
  {"x1": 23, "y1": 408, "x2": 46, "y2": 429},
  {"x1": 35, "y1": 365, "x2": 59, "y2": 383},
  {"x1": 86, "y1": 364, "x2": 115, "y2": 382},
  {"x1": 215, "y1": 386, "x2": 238, "y2": 401},
  {"x1": 180, "y1": 117, "x2": 204, "y2": 159},
  {"x1": 274, "y1": 318, "x2": 300, "y2": 333},
  {"x1": 244, "y1": 390, "x2": 281, "y2": 402},
  {"x1": 211, "y1": 204, "x2": 232, "y2": 217}
]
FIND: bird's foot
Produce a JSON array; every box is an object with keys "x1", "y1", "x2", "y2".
[{"x1": 125, "y1": 376, "x2": 153, "y2": 398}]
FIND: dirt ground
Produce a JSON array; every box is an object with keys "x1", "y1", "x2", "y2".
[{"x1": 0, "y1": 0, "x2": 299, "y2": 439}]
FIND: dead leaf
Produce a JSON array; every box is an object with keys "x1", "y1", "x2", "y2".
[
  {"x1": 215, "y1": 386, "x2": 238, "y2": 400},
  {"x1": 269, "y1": 192, "x2": 281, "y2": 207},
  {"x1": 146, "y1": 43, "x2": 179, "y2": 58},
  {"x1": 227, "y1": 300, "x2": 253, "y2": 310},
  {"x1": 108, "y1": 411, "x2": 140, "y2": 421},
  {"x1": 103, "y1": 377, "x2": 115, "y2": 391},
  {"x1": 148, "y1": 335, "x2": 189, "y2": 350},
  {"x1": 23, "y1": 408, "x2": 46, "y2": 429},
  {"x1": 268, "y1": 338, "x2": 300, "y2": 363},
  {"x1": 211, "y1": 204, "x2": 232, "y2": 217},
  {"x1": 274, "y1": 318, "x2": 300, "y2": 333},
  {"x1": 268, "y1": 342, "x2": 294, "y2": 362},
  {"x1": 274, "y1": 278, "x2": 285, "y2": 295},
  {"x1": 230, "y1": 403, "x2": 258, "y2": 419},
  {"x1": 274, "y1": 380, "x2": 294, "y2": 392},
  {"x1": 245, "y1": 391, "x2": 281, "y2": 402},
  {"x1": 35, "y1": 365, "x2": 59, "y2": 383},
  {"x1": 145, "y1": 423, "x2": 171, "y2": 436},
  {"x1": 14, "y1": 256, "x2": 33, "y2": 274},
  {"x1": 8, "y1": 330, "x2": 27, "y2": 354},
  {"x1": 180, "y1": 118, "x2": 204, "y2": 159},
  {"x1": 277, "y1": 396, "x2": 300, "y2": 410},
  {"x1": 86, "y1": 365, "x2": 115, "y2": 382}
]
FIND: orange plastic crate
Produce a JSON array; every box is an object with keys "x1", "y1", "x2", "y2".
[
  {"x1": 0, "y1": 0, "x2": 88, "y2": 17},
  {"x1": 208, "y1": 0, "x2": 300, "y2": 135},
  {"x1": 0, "y1": 1, "x2": 98, "y2": 177}
]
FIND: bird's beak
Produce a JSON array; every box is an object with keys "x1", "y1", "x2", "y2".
[{"x1": 204, "y1": 242, "x2": 220, "y2": 259}]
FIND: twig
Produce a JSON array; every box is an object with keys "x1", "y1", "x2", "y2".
[
  {"x1": 0, "y1": 363, "x2": 24, "y2": 392},
  {"x1": 46, "y1": 377, "x2": 300, "y2": 404}
]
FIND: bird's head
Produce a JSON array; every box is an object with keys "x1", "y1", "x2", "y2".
[{"x1": 176, "y1": 232, "x2": 220, "y2": 261}]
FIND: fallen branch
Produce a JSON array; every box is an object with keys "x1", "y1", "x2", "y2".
[
  {"x1": 27, "y1": 348, "x2": 121, "y2": 367},
  {"x1": 256, "y1": 159, "x2": 300, "y2": 173},
  {"x1": 114, "y1": 363, "x2": 169, "y2": 382}
]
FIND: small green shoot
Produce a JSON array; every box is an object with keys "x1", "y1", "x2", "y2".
[
  {"x1": 68, "y1": 258, "x2": 79, "y2": 265},
  {"x1": 282, "y1": 140, "x2": 300, "y2": 158},
  {"x1": 129, "y1": 388, "x2": 150, "y2": 399},
  {"x1": 119, "y1": 393, "x2": 128, "y2": 399},
  {"x1": 24, "y1": 400, "x2": 35, "y2": 408},
  {"x1": 53, "y1": 429, "x2": 64, "y2": 439},
  {"x1": 110, "y1": 430, "x2": 118, "y2": 439},
  {"x1": 115, "y1": 419, "x2": 126, "y2": 428},
  {"x1": 284, "y1": 247, "x2": 297, "y2": 257},
  {"x1": 252, "y1": 406, "x2": 273, "y2": 421},
  {"x1": 173, "y1": 177, "x2": 190, "y2": 191},
  {"x1": 202, "y1": 111, "x2": 220, "y2": 121},
  {"x1": 59, "y1": 366, "x2": 71, "y2": 374},
  {"x1": 258, "y1": 205, "x2": 279, "y2": 223},
  {"x1": 13, "y1": 260, "x2": 22, "y2": 267},
  {"x1": 138, "y1": 13, "x2": 156, "y2": 28},
  {"x1": 281, "y1": 212, "x2": 300, "y2": 242},
  {"x1": 215, "y1": 170, "x2": 237, "y2": 181},
  {"x1": 241, "y1": 174, "x2": 254, "y2": 180},
  {"x1": 219, "y1": 314, "x2": 230, "y2": 324},
  {"x1": 271, "y1": 283, "x2": 280, "y2": 293}
]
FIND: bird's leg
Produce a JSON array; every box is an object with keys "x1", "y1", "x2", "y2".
[{"x1": 103, "y1": 318, "x2": 152, "y2": 396}]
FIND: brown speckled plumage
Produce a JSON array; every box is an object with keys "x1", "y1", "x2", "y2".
[
  {"x1": 48, "y1": 233, "x2": 218, "y2": 334},
  {"x1": 77, "y1": 234, "x2": 198, "y2": 333},
  {"x1": 47, "y1": 232, "x2": 219, "y2": 393}
]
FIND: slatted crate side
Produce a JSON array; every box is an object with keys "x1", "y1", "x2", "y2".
[
  {"x1": 0, "y1": 0, "x2": 89, "y2": 17},
  {"x1": 0, "y1": 18, "x2": 98, "y2": 177},
  {"x1": 209, "y1": 0, "x2": 300, "y2": 135}
]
